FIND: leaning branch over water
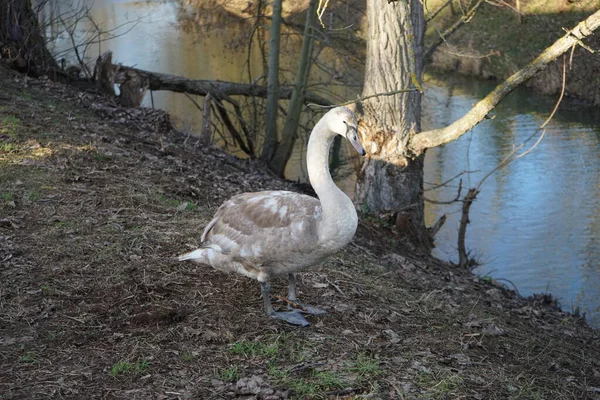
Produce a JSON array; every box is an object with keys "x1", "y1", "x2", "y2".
[{"x1": 410, "y1": 9, "x2": 600, "y2": 153}]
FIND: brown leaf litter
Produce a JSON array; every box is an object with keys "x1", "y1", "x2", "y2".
[{"x1": 0, "y1": 64, "x2": 599, "y2": 399}]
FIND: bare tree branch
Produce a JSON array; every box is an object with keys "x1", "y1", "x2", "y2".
[
  {"x1": 423, "y1": 179, "x2": 463, "y2": 204},
  {"x1": 410, "y1": 9, "x2": 600, "y2": 154},
  {"x1": 456, "y1": 55, "x2": 568, "y2": 267},
  {"x1": 213, "y1": 98, "x2": 254, "y2": 156},
  {"x1": 425, "y1": 0, "x2": 453, "y2": 23},
  {"x1": 423, "y1": 0, "x2": 486, "y2": 63},
  {"x1": 424, "y1": 170, "x2": 478, "y2": 191}
]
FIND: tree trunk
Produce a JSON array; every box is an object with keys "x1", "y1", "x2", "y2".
[
  {"x1": 0, "y1": 0, "x2": 59, "y2": 77},
  {"x1": 355, "y1": 0, "x2": 431, "y2": 250},
  {"x1": 268, "y1": 0, "x2": 318, "y2": 177},
  {"x1": 261, "y1": 0, "x2": 283, "y2": 163}
]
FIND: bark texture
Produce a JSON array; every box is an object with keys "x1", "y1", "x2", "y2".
[
  {"x1": 0, "y1": 0, "x2": 59, "y2": 77},
  {"x1": 261, "y1": 0, "x2": 283, "y2": 162},
  {"x1": 355, "y1": 0, "x2": 430, "y2": 249},
  {"x1": 95, "y1": 51, "x2": 117, "y2": 96},
  {"x1": 117, "y1": 70, "x2": 149, "y2": 107}
]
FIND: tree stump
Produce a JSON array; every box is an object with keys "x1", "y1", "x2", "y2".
[
  {"x1": 95, "y1": 51, "x2": 117, "y2": 97},
  {"x1": 117, "y1": 70, "x2": 148, "y2": 107}
]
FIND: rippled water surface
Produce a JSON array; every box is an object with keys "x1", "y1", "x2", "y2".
[{"x1": 423, "y1": 74, "x2": 600, "y2": 327}]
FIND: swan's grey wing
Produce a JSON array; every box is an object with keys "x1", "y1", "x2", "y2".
[{"x1": 202, "y1": 191, "x2": 321, "y2": 262}]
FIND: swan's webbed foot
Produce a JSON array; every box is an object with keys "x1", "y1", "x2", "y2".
[
  {"x1": 287, "y1": 273, "x2": 327, "y2": 315},
  {"x1": 269, "y1": 310, "x2": 310, "y2": 327},
  {"x1": 288, "y1": 302, "x2": 326, "y2": 315},
  {"x1": 261, "y1": 281, "x2": 311, "y2": 327}
]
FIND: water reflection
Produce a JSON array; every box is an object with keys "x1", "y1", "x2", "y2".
[
  {"x1": 423, "y1": 72, "x2": 600, "y2": 327},
  {"x1": 39, "y1": 0, "x2": 359, "y2": 161}
]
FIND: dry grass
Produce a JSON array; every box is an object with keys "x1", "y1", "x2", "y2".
[{"x1": 1, "y1": 64, "x2": 599, "y2": 399}]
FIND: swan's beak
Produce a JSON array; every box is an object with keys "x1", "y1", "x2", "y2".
[{"x1": 347, "y1": 126, "x2": 366, "y2": 156}]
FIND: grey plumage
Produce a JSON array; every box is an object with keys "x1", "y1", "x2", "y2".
[{"x1": 179, "y1": 107, "x2": 366, "y2": 326}]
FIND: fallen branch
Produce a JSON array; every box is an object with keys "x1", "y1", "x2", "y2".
[
  {"x1": 410, "y1": 9, "x2": 600, "y2": 153},
  {"x1": 116, "y1": 65, "x2": 332, "y2": 106}
]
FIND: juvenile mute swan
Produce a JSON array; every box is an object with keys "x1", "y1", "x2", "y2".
[{"x1": 178, "y1": 107, "x2": 366, "y2": 326}]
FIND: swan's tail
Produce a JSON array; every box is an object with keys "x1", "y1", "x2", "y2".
[{"x1": 178, "y1": 248, "x2": 206, "y2": 262}]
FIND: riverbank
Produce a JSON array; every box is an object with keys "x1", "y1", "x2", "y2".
[
  {"x1": 426, "y1": 0, "x2": 600, "y2": 105},
  {"x1": 1, "y1": 65, "x2": 599, "y2": 398}
]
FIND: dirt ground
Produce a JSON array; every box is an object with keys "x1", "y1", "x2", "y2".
[{"x1": 1, "y1": 64, "x2": 599, "y2": 399}]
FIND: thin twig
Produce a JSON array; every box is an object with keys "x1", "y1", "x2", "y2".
[
  {"x1": 424, "y1": 170, "x2": 479, "y2": 191},
  {"x1": 423, "y1": 179, "x2": 463, "y2": 205},
  {"x1": 307, "y1": 87, "x2": 420, "y2": 109},
  {"x1": 274, "y1": 295, "x2": 308, "y2": 311}
]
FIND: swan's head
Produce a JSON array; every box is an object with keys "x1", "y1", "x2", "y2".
[{"x1": 327, "y1": 107, "x2": 366, "y2": 156}]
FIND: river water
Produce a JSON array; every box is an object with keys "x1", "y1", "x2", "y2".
[{"x1": 41, "y1": 0, "x2": 600, "y2": 327}]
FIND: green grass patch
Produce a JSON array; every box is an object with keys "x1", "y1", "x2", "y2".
[
  {"x1": 229, "y1": 333, "x2": 310, "y2": 362},
  {"x1": 0, "y1": 143, "x2": 20, "y2": 153},
  {"x1": 109, "y1": 359, "x2": 150, "y2": 377},
  {"x1": 347, "y1": 352, "x2": 381, "y2": 381},
  {"x1": 228, "y1": 334, "x2": 359, "y2": 397},
  {"x1": 183, "y1": 202, "x2": 197, "y2": 211},
  {"x1": 54, "y1": 220, "x2": 73, "y2": 229},
  {"x1": 19, "y1": 352, "x2": 36, "y2": 363},
  {"x1": 40, "y1": 285, "x2": 60, "y2": 296},
  {"x1": 26, "y1": 190, "x2": 42, "y2": 202},
  {"x1": 268, "y1": 364, "x2": 347, "y2": 398},
  {"x1": 92, "y1": 152, "x2": 112, "y2": 162},
  {"x1": 220, "y1": 366, "x2": 240, "y2": 381},
  {"x1": 312, "y1": 370, "x2": 345, "y2": 390},
  {"x1": 158, "y1": 193, "x2": 182, "y2": 208},
  {"x1": 0, "y1": 115, "x2": 21, "y2": 137},
  {"x1": 44, "y1": 331, "x2": 58, "y2": 340},
  {"x1": 287, "y1": 379, "x2": 320, "y2": 397},
  {"x1": 16, "y1": 91, "x2": 36, "y2": 103},
  {"x1": 414, "y1": 367, "x2": 464, "y2": 399},
  {"x1": 263, "y1": 349, "x2": 381, "y2": 398},
  {"x1": 230, "y1": 340, "x2": 280, "y2": 358},
  {"x1": 181, "y1": 350, "x2": 195, "y2": 362},
  {"x1": 1, "y1": 192, "x2": 14, "y2": 202},
  {"x1": 153, "y1": 194, "x2": 198, "y2": 212}
]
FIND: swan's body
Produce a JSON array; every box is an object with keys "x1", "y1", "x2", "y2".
[{"x1": 179, "y1": 107, "x2": 366, "y2": 326}]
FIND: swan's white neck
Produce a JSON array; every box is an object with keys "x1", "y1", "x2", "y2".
[
  {"x1": 307, "y1": 116, "x2": 358, "y2": 248},
  {"x1": 306, "y1": 117, "x2": 338, "y2": 198}
]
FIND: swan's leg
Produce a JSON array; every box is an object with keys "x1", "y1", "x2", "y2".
[
  {"x1": 260, "y1": 282, "x2": 309, "y2": 327},
  {"x1": 287, "y1": 273, "x2": 298, "y2": 300},
  {"x1": 287, "y1": 273, "x2": 326, "y2": 315}
]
